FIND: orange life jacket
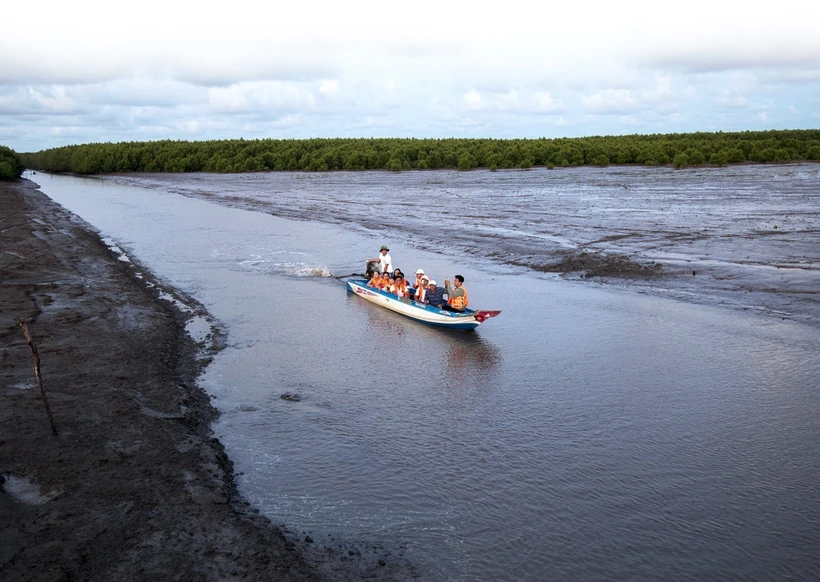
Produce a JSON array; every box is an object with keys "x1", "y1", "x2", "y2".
[
  {"x1": 368, "y1": 275, "x2": 381, "y2": 287},
  {"x1": 415, "y1": 286, "x2": 427, "y2": 303},
  {"x1": 448, "y1": 286, "x2": 469, "y2": 310},
  {"x1": 391, "y1": 281, "x2": 408, "y2": 297}
]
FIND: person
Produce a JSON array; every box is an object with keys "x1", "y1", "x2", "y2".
[
  {"x1": 390, "y1": 274, "x2": 408, "y2": 298},
  {"x1": 376, "y1": 271, "x2": 390, "y2": 290},
  {"x1": 412, "y1": 269, "x2": 426, "y2": 290},
  {"x1": 413, "y1": 275, "x2": 429, "y2": 303},
  {"x1": 367, "y1": 270, "x2": 382, "y2": 288},
  {"x1": 424, "y1": 280, "x2": 447, "y2": 309},
  {"x1": 444, "y1": 275, "x2": 469, "y2": 311},
  {"x1": 368, "y1": 246, "x2": 392, "y2": 274}
]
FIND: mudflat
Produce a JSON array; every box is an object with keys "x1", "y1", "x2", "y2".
[{"x1": 0, "y1": 180, "x2": 411, "y2": 581}]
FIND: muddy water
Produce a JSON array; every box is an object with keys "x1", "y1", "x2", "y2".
[
  {"x1": 111, "y1": 164, "x2": 820, "y2": 326},
  {"x1": 33, "y1": 169, "x2": 820, "y2": 581}
]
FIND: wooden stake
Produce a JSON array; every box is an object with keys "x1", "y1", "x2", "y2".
[{"x1": 18, "y1": 318, "x2": 58, "y2": 436}]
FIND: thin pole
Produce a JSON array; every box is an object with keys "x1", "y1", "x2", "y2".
[{"x1": 18, "y1": 318, "x2": 58, "y2": 436}]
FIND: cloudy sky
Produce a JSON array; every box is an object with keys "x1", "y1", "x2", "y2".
[{"x1": 2, "y1": 1, "x2": 819, "y2": 152}]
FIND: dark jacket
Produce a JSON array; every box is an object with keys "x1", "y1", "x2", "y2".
[{"x1": 425, "y1": 286, "x2": 446, "y2": 308}]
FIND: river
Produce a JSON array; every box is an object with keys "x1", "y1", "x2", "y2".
[{"x1": 31, "y1": 167, "x2": 820, "y2": 581}]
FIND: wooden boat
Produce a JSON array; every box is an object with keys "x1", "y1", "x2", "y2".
[{"x1": 346, "y1": 279, "x2": 501, "y2": 330}]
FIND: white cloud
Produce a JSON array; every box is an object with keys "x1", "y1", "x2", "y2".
[
  {"x1": 462, "y1": 89, "x2": 564, "y2": 114},
  {"x1": 532, "y1": 92, "x2": 563, "y2": 114},
  {"x1": 2, "y1": 0, "x2": 820, "y2": 151},
  {"x1": 582, "y1": 89, "x2": 638, "y2": 114},
  {"x1": 207, "y1": 82, "x2": 318, "y2": 114},
  {"x1": 319, "y1": 80, "x2": 339, "y2": 95},
  {"x1": 0, "y1": 86, "x2": 80, "y2": 115},
  {"x1": 717, "y1": 88, "x2": 749, "y2": 109}
]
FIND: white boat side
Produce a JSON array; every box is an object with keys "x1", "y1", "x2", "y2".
[{"x1": 346, "y1": 279, "x2": 500, "y2": 330}]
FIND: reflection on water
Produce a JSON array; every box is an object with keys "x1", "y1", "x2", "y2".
[
  {"x1": 33, "y1": 172, "x2": 820, "y2": 582},
  {"x1": 443, "y1": 332, "x2": 501, "y2": 385}
]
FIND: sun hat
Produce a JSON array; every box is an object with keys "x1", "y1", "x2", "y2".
[
  {"x1": 428, "y1": 280, "x2": 436, "y2": 286},
  {"x1": 420, "y1": 275, "x2": 429, "y2": 282},
  {"x1": 380, "y1": 245, "x2": 389, "y2": 251},
  {"x1": 415, "y1": 269, "x2": 424, "y2": 275}
]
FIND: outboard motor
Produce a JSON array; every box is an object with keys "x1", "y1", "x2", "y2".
[{"x1": 365, "y1": 260, "x2": 380, "y2": 278}]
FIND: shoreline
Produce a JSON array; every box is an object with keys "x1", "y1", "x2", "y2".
[{"x1": 0, "y1": 179, "x2": 414, "y2": 580}]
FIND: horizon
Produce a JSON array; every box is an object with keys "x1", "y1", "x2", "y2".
[{"x1": 15, "y1": 127, "x2": 820, "y2": 155}]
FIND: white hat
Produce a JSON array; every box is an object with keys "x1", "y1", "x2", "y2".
[
  {"x1": 420, "y1": 275, "x2": 429, "y2": 282},
  {"x1": 428, "y1": 280, "x2": 436, "y2": 286},
  {"x1": 415, "y1": 269, "x2": 424, "y2": 275}
]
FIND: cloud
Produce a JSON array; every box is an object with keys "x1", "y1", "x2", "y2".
[
  {"x1": 462, "y1": 89, "x2": 564, "y2": 114},
  {"x1": 3, "y1": 1, "x2": 820, "y2": 151},
  {"x1": 645, "y1": 48, "x2": 820, "y2": 74},
  {"x1": 580, "y1": 75, "x2": 678, "y2": 115},
  {"x1": 717, "y1": 88, "x2": 749, "y2": 109},
  {"x1": 760, "y1": 68, "x2": 820, "y2": 85},
  {"x1": 581, "y1": 89, "x2": 638, "y2": 114},
  {"x1": 0, "y1": 86, "x2": 82, "y2": 115},
  {"x1": 207, "y1": 82, "x2": 320, "y2": 114}
]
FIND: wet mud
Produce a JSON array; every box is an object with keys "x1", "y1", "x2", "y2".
[{"x1": 517, "y1": 249, "x2": 664, "y2": 278}]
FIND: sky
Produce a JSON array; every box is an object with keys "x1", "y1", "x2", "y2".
[{"x1": 2, "y1": 1, "x2": 819, "y2": 152}]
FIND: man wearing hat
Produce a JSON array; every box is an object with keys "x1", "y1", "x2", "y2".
[
  {"x1": 424, "y1": 279, "x2": 447, "y2": 309},
  {"x1": 411, "y1": 274, "x2": 429, "y2": 302},
  {"x1": 368, "y1": 245, "x2": 392, "y2": 274},
  {"x1": 412, "y1": 269, "x2": 426, "y2": 291}
]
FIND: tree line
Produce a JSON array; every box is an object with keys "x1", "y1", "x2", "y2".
[
  {"x1": 0, "y1": 145, "x2": 25, "y2": 180},
  {"x1": 18, "y1": 129, "x2": 820, "y2": 175}
]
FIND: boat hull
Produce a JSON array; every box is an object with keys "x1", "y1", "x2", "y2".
[{"x1": 346, "y1": 280, "x2": 500, "y2": 330}]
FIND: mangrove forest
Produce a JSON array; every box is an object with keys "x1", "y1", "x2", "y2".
[
  {"x1": 1, "y1": 146, "x2": 25, "y2": 180},
  {"x1": 19, "y1": 129, "x2": 820, "y2": 175}
]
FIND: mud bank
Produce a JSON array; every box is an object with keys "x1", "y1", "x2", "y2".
[{"x1": 0, "y1": 180, "x2": 414, "y2": 581}]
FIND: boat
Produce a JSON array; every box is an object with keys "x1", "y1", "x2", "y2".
[{"x1": 345, "y1": 279, "x2": 501, "y2": 330}]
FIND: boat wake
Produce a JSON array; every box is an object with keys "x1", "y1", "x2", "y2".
[
  {"x1": 237, "y1": 255, "x2": 333, "y2": 278},
  {"x1": 290, "y1": 265, "x2": 334, "y2": 278}
]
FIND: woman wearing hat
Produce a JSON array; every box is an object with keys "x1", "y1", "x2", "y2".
[{"x1": 368, "y1": 245, "x2": 392, "y2": 274}]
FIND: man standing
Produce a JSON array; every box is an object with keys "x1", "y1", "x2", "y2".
[{"x1": 368, "y1": 245, "x2": 392, "y2": 274}]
